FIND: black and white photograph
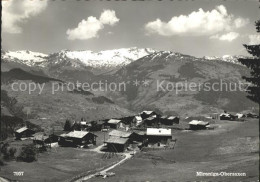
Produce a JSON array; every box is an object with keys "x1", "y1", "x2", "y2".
[{"x1": 0, "y1": 0, "x2": 259, "y2": 181}]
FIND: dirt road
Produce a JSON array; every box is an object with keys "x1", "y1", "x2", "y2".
[{"x1": 74, "y1": 152, "x2": 132, "y2": 182}]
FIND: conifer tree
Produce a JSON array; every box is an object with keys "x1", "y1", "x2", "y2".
[{"x1": 238, "y1": 20, "x2": 260, "y2": 116}]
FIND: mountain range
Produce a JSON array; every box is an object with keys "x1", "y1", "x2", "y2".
[{"x1": 1, "y1": 48, "x2": 258, "y2": 129}]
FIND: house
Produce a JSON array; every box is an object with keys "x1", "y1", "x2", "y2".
[
  {"x1": 160, "y1": 116, "x2": 179, "y2": 125},
  {"x1": 220, "y1": 113, "x2": 236, "y2": 120},
  {"x1": 89, "y1": 120, "x2": 106, "y2": 131},
  {"x1": 105, "y1": 137, "x2": 129, "y2": 152},
  {"x1": 146, "y1": 128, "x2": 172, "y2": 145},
  {"x1": 117, "y1": 116, "x2": 136, "y2": 126},
  {"x1": 132, "y1": 130, "x2": 147, "y2": 143},
  {"x1": 189, "y1": 120, "x2": 209, "y2": 130},
  {"x1": 133, "y1": 116, "x2": 142, "y2": 126},
  {"x1": 106, "y1": 119, "x2": 123, "y2": 129},
  {"x1": 49, "y1": 130, "x2": 66, "y2": 143},
  {"x1": 140, "y1": 111, "x2": 157, "y2": 119},
  {"x1": 15, "y1": 127, "x2": 35, "y2": 140},
  {"x1": 58, "y1": 131, "x2": 97, "y2": 147},
  {"x1": 235, "y1": 113, "x2": 246, "y2": 119},
  {"x1": 143, "y1": 116, "x2": 159, "y2": 127},
  {"x1": 105, "y1": 129, "x2": 134, "y2": 152},
  {"x1": 246, "y1": 113, "x2": 259, "y2": 118},
  {"x1": 33, "y1": 133, "x2": 50, "y2": 145}
]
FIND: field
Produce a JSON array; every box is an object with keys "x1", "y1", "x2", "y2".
[
  {"x1": 0, "y1": 143, "x2": 122, "y2": 182},
  {"x1": 0, "y1": 119, "x2": 258, "y2": 182},
  {"x1": 90, "y1": 119, "x2": 259, "y2": 182}
]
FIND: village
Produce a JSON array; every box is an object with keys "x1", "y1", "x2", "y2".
[{"x1": 1, "y1": 109, "x2": 258, "y2": 181}]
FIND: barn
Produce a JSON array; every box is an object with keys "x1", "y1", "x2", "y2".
[
  {"x1": 133, "y1": 116, "x2": 142, "y2": 126},
  {"x1": 58, "y1": 131, "x2": 97, "y2": 147},
  {"x1": 146, "y1": 128, "x2": 172, "y2": 145},
  {"x1": 143, "y1": 116, "x2": 159, "y2": 127},
  {"x1": 220, "y1": 113, "x2": 236, "y2": 120},
  {"x1": 105, "y1": 137, "x2": 129, "y2": 152},
  {"x1": 160, "y1": 116, "x2": 180, "y2": 125},
  {"x1": 106, "y1": 119, "x2": 123, "y2": 129},
  {"x1": 189, "y1": 120, "x2": 209, "y2": 130},
  {"x1": 15, "y1": 127, "x2": 35, "y2": 140},
  {"x1": 140, "y1": 111, "x2": 158, "y2": 119},
  {"x1": 33, "y1": 133, "x2": 50, "y2": 145}
]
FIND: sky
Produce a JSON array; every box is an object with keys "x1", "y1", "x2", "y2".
[{"x1": 2, "y1": 0, "x2": 260, "y2": 57}]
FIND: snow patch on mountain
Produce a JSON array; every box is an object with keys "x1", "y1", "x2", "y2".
[
  {"x1": 203, "y1": 55, "x2": 246, "y2": 64},
  {"x1": 2, "y1": 50, "x2": 48, "y2": 67},
  {"x1": 62, "y1": 47, "x2": 156, "y2": 68}
]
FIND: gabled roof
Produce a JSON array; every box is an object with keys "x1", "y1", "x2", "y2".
[
  {"x1": 109, "y1": 130, "x2": 132, "y2": 138},
  {"x1": 145, "y1": 117, "x2": 157, "y2": 121},
  {"x1": 80, "y1": 121, "x2": 87, "y2": 125},
  {"x1": 105, "y1": 136, "x2": 129, "y2": 144},
  {"x1": 60, "y1": 131, "x2": 92, "y2": 139},
  {"x1": 235, "y1": 113, "x2": 245, "y2": 118},
  {"x1": 108, "y1": 119, "x2": 121, "y2": 124},
  {"x1": 189, "y1": 120, "x2": 209, "y2": 126},
  {"x1": 16, "y1": 127, "x2": 29, "y2": 133},
  {"x1": 220, "y1": 113, "x2": 230, "y2": 117},
  {"x1": 167, "y1": 116, "x2": 178, "y2": 120},
  {"x1": 161, "y1": 115, "x2": 168, "y2": 119},
  {"x1": 34, "y1": 134, "x2": 49, "y2": 141},
  {"x1": 141, "y1": 111, "x2": 154, "y2": 115},
  {"x1": 146, "y1": 128, "x2": 172, "y2": 136}
]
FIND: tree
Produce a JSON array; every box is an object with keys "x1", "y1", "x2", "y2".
[
  {"x1": 17, "y1": 144, "x2": 37, "y2": 162},
  {"x1": 64, "y1": 119, "x2": 72, "y2": 131},
  {"x1": 238, "y1": 19, "x2": 260, "y2": 117}
]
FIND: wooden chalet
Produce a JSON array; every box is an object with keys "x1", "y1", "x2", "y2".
[
  {"x1": 146, "y1": 128, "x2": 172, "y2": 145},
  {"x1": 133, "y1": 116, "x2": 142, "y2": 126},
  {"x1": 143, "y1": 116, "x2": 159, "y2": 127},
  {"x1": 105, "y1": 129, "x2": 133, "y2": 152},
  {"x1": 58, "y1": 131, "x2": 97, "y2": 147},
  {"x1": 220, "y1": 113, "x2": 236, "y2": 120},
  {"x1": 160, "y1": 116, "x2": 180, "y2": 125},
  {"x1": 189, "y1": 120, "x2": 209, "y2": 130},
  {"x1": 106, "y1": 119, "x2": 123, "y2": 129},
  {"x1": 140, "y1": 111, "x2": 158, "y2": 119},
  {"x1": 105, "y1": 137, "x2": 129, "y2": 152},
  {"x1": 15, "y1": 127, "x2": 35, "y2": 140}
]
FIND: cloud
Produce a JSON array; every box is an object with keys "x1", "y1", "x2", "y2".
[
  {"x1": 2, "y1": 0, "x2": 48, "y2": 34},
  {"x1": 248, "y1": 34, "x2": 260, "y2": 45},
  {"x1": 145, "y1": 5, "x2": 249, "y2": 37},
  {"x1": 67, "y1": 10, "x2": 119, "y2": 40},
  {"x1": 99, "y1": 10, "x2": 119, "y2": 26},
  {"x1": 210, "y1": 32, "x2": 239, "y2": 42}
]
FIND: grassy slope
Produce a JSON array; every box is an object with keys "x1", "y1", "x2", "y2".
[
  {"x1": 1, "y1": 82, "x2": 133, "y2": 130},
  {"x1": 105, "y1": 54, "x2": 258, "y2": 115},
  {"x1": 90, "y1": 119, "x2": 259, "y2": 182},
  {"x1": 0, "y1": 146, "x2": 122, "y2": 182}
]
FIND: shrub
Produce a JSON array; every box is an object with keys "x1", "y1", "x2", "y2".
[{"x1": 17, "y1": 144, "x2": 37, "y2": 162}]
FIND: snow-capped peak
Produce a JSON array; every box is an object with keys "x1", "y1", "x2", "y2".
[
  {"x1": 203, "y1": 55, "x2": 246, "y2": 64},
  {"x1": 2, "y1": 48, "x2": 157, "y2": 69},
  {"x1": 2, "y1": 50, "x2": 48, "y2": 67},
  {"x1": 58, "y1": 47, "x2": 157, "y2": 68}
]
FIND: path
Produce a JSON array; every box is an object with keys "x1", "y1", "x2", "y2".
[{"x1": 74, "y1": 152, "x2": 132, "y2": 182}]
